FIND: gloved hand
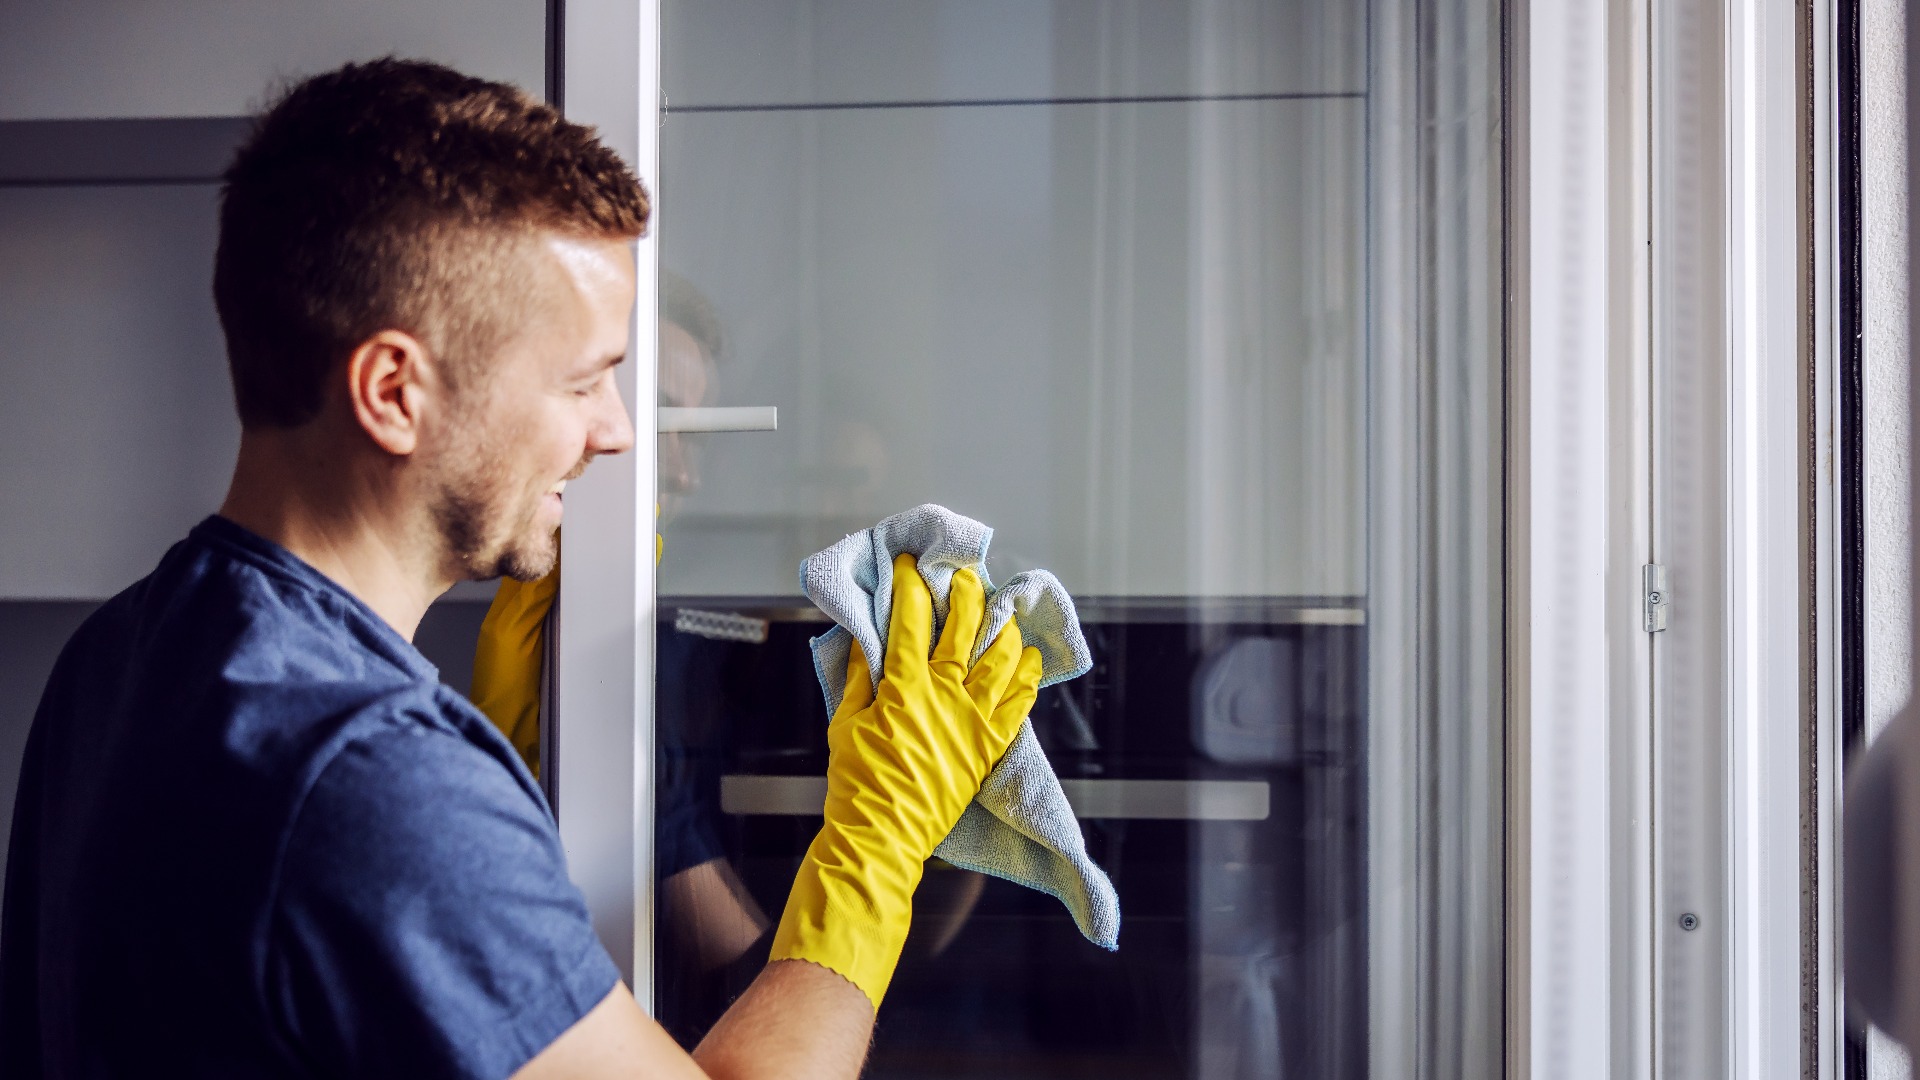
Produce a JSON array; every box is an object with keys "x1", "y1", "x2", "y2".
[{"x1": 770, "y1": 553, "x2": 1043, "y2": 1008}]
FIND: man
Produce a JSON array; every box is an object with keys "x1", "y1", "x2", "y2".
[{"x1": 0, "y1": 59, "x2": 1040, "y2": 1078}]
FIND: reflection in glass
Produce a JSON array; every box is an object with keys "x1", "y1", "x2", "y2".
[{"x1": 651, "y1": 2, "x2": 1505, "y2": 1076}]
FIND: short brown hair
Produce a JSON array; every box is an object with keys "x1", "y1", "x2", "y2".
[{"x1": 214, "y1": 58, "x2": 650, "y2": 428}]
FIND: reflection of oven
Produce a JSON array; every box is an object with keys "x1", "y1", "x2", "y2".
[{"x1": 653, "y1": 599, "x2": 1367, "y2": 1079}]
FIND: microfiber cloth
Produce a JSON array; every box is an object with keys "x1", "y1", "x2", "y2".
[{"x1": 800, "y1": 503, "x2": 1120, "y2": 949}]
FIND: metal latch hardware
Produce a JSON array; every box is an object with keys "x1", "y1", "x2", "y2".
[{"x1": 1643, "y1": 564, "x2": 1668, "y2": 633}]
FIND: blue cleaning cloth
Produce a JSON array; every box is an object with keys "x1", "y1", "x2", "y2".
[{"x1": 800, "y1": 504, "x2": 1120, "y2": 949}]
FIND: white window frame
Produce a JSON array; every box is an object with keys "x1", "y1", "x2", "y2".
[
  {"x1": 552, "y1": 0, "x2": 663, "y2": 1002},
  {"x1": 1518, "y1": 0, "x2": 1839, "y2": 1076}
]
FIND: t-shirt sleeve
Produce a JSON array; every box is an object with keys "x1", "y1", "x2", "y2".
[{"x1": 265, "y1": 721, "x2": 622, "y2": 1079}]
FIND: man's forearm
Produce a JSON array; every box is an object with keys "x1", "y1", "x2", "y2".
[{"x1": 691, "y1": 959, "x2": 875, "y2": 1080}]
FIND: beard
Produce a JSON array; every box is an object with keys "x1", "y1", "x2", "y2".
[
  {"x1": 434, "y1": 485, "x2": 558, "y2": 582},
  {"x1": 429, "y1": 442, "x2": 580, "y2": 583}
]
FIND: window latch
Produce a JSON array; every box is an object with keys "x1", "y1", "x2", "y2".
[{"x1": 1644, "y1": 564, "x2": 1669, "y2": 633}]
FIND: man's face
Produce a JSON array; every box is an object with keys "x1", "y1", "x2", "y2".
[{"x1": 425, "y1": 232, "x2": 637, "y2": 581}]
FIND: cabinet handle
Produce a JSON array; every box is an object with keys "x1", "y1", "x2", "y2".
[{"x1": 658, "y1": 406, "x2": 778, "y2": 433}]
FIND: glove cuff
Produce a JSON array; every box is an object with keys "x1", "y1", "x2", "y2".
[{"x1": 768, "y1": 828, "x2": 922, "y2": 1008}]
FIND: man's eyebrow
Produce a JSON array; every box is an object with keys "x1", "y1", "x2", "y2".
[{"x1": 577, "y1": 352, "x2": 626, "y2": 375}]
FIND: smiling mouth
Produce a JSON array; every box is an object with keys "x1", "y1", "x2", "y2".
[{"x1": 548, "y1": 459, "x2": 592, "y2": 505}]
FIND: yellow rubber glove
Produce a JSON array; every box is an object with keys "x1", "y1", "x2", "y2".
[
  {"x1": 471, "y1": 518, "x2": 665, "y2": 777},
  {"x1": 769, "y1": 553, "x2": 1044, "y2": 1008},
  {"x1": 470, "y1": 568, "x2": 557, "y2": 778}
]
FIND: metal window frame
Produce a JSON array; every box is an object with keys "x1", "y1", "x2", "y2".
[
  {"x1": 1656, "y1": 1, "x2": 1829, "y2": 1074},
  {"x1": 1830, "y1": 0, "x2": 1865, "y2": 1067},
  {"x1": 1367, "y1": 0, "x2": 1511, "y2": 1073}
]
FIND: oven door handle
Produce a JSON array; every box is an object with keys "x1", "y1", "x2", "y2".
[
  {"x1": 658, "y1": 406, "x2": 778, "y2": 433},
  {"x1": 718, "y1": 775, "x2": 1270, "y2": 822}
]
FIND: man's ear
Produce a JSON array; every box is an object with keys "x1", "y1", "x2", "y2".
[{"x1": 345, "y1": 329, "x2": 433, "y2": 456}]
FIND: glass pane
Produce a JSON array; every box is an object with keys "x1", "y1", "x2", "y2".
[{"x1": 651, "y1": 2, "x2": 1505, "y2": 1076}]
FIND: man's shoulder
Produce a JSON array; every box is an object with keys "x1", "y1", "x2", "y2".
[
  {"x1": 268, "y1": 687, "x2": 561, "y2": 943},
  {"x1": 25, "y1": 524, "x2": 501, "y2": 845},
  {"x1": 239, "y1": 680, "x2": 535, "y2": 857},
  {"x1": 294, "y1": 691, "x2": 546, "y2": 842},
  {"x1": 310, "y1": 681, "x2": 529, "y2": 790}
]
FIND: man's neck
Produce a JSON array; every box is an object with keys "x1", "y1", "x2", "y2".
[{"x1": 218, "y1": 429, "x2": 451, "y2": 640}]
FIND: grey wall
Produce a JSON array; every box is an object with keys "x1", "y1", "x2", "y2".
[
  {"x1": 0, "y1": 0, "x2": 543, "y2": 121},
  {"x1": 0, "y1": 604, "x2": 101, "y2": 892},
  {"x1": 1867, "y1": 0, "x2": 1911, "y2": 747},
  {"x1": 413, "y1": 599, "x2": 492, "y2": 704},
  {"x1": 0, "y1": 184, "x2": 237, "y2": 598}
]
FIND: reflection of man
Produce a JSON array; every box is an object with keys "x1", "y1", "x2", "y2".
[
  {"x1": 653, "y1": 274, "x2": 776, "y2": 976},
  {"x1": 0, "y1": 60, "x2": 1039, "y2": 1079},
  {"x1": 659, "y1": 271, "x2": 722, "y2": 517}
]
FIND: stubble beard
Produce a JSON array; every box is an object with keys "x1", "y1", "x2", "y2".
[
  {"x1": 432, "y1": 479, "x2": 558, "y2": 583},
  {"x1": 429, "y1": 431, "x2": 565, "y2": 583}
]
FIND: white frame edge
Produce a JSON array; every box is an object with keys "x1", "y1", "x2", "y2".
[
  {"x1": 1525, "y1": 0, "x2": 1617, "y2": 1077},
  {"x1": 1721, "y1": 1, "x2": 1819, "y2": 1074},
  {"x1": 556, "y1": 0, "x2": 662, "y2": 1002}
]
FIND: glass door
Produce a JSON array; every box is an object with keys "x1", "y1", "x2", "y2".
[{"x1": 645, "y1": 2, "x2": 1505, "y2": 1075}]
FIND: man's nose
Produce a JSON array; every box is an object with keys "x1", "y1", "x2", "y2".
[{"x1": 591, "y1": 377, "x2": 637, "y2": 456}]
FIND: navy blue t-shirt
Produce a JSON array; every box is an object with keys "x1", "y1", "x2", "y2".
[{"x1": 0, "y1": 517, "x2": 621, "y2": 1078}]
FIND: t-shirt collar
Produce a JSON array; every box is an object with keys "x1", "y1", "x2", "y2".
[{"x1": 189, "y1": 515, "x2": 443, "y2": 683}]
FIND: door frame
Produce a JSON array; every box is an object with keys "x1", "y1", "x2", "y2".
[{"x1": 551, "y1": 0, "x2": 664, "y2": 1001}]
